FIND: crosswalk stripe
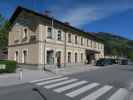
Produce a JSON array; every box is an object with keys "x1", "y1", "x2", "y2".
[
  {"x1": 108, "y1": 88, "x2": 128, "y2": 100},
  {"x1": 81, "y1": 85, "x2": 113, "y2": 100},
  {"x1": 44, "y1": 79, "x2": 78, "y2": 89},
  {"x1": 66, "y1": 83, "x2": 100, "y2": 98},
  {"x1": 54, "y1": 81, "x2": 88, "y2": 93},
  {"x1": 36, "y1": 77, "x2": 68, "y2": 86},
  {"x1": 30, "y1": 76, "x2": 62, "y2": 83}
]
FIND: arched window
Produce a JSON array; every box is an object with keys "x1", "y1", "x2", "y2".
[
  {"x1": 68, "y1": 52, "x2": 71, "y2": 63},
  {"x1": 75, "y1": 52, "x2": 78, "y2": 63},
  {"x1": 23, "y1": 28, "x2": 28, "y2": 39},
  {"x1": 14, "y1": 51, "x2": 18, "y2": 62},
  {"x1": 81, "y1": 53, "x2": 83, "y2": 63}
]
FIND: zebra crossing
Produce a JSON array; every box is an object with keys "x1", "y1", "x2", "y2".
[{"x1": 30, "y1": 76, "x2": 129, "y2": 100}]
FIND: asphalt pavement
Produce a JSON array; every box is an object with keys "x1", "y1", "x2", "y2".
[{"x1": 1, "y1": 64, "x2": 133, "y2": 100}]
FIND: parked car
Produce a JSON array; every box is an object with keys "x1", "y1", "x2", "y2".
[
  {"x1": 120, "y1": 59, "x2": 128, "y2": 65},
  {"x1": 96, "y1": 58, "x2": 112, "y2": 66}
]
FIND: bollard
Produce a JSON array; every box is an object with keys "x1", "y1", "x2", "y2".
[{"x1": 18, "y1": 68, "x2": 23, "y2": 80}]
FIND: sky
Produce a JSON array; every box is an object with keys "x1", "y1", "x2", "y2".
[{"x1": 0, "y1": 0, "x2": 133, "y2": 40}]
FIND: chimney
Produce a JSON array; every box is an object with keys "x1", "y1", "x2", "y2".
[
  {"x1": 64, "y1": 22, "x2": 70, "y2": 25},
  {"x1": 44, "y1": 10, "x2": 50, "y2": 17}
]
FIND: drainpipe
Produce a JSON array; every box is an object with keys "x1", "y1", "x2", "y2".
[
  {"x1": 64, "y1": 31, "x2": 66, "y2": 67},
  {"x1": 43, "y1": 39, "x2": 46, "y2": 71}
]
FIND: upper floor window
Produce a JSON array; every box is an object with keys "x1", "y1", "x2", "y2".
[
  {"x1": 23, "y1": 28, "x2": 28, "y2": 39},
  {"x1": 101, "y1": 44, "x2": 104, "y2": 50},
  {"x1": 94, "y1": 42, "x2": 97, "y2": 48},
  {"x1": 57, "y1": 30, "x2": 62, "y2": 41},
  {"x1": 87, "y1": 39, "x2": 89, "y2": 46},
  {"x1": 81, "y1": 37, "x2": 83, "y2": 45},
  {"x1": 75, "y1": 35, "x2": 78, "y2": 44},
  {"x1": 47, "y1": 27, "x2": 52, "y2": 39},
  {"x1": 91, "y1": 40, "x2": 93, "y2": 48},
  {"x1": 68, "y1": 34, "x2": 71, "y2": 43}
]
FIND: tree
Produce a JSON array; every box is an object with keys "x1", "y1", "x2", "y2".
[{"x1": 0, "y1": 13, "x2": 10, "y2": 50}]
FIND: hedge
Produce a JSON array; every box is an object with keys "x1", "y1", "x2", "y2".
[{"x1": 0, "y1": 60, "x2": 17, "y2": 73}]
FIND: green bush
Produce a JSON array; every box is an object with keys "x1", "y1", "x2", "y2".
[{"x1": 0, "y1": 60, "x2": 17, "y2": 73}]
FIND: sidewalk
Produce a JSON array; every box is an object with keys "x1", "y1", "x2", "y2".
[
  {"x1": 46, "y1": 64, "x2": 99, "y2": 75},
  {"x1": 0, "y1": 65, "x2": 99, "y2": 87},
  {"x1": 0, "y1": 69, "x2": 56, "y2": 87}
]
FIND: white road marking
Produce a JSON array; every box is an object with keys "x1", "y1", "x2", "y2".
[
  {"x1": 54, "y1": 81, "x2": 88, "y2": 93},
  {"x1": 81, "y1": 85, "x2": 113, "y2": 100},
  {"x1": 108, "y1": 88, "x2": 128, "y2": 100},
  {"x1": 36, "y1": 77, "x2": 68, "y2": 86},
  {"x1": 44, "y1": 79, "x2": 78, "y2": 89},
  {"x1": 30, "y1": 76, "x2": 62, "y2": 83},
  {"x1": 66, "y1": 83, "x2": 100, "y2": 98}
]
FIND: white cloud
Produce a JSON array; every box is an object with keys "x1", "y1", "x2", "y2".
[{"x1": 48, "y1": 0, "x2": 133, "y2": 27}]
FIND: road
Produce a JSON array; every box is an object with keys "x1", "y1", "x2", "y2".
[{"x1": 1, "y1": 64, "x2": 133, "y2": 100}]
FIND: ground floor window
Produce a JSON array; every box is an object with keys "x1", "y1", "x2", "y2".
[
  {"x1": 14, "y1": 51, "x2": 18, "y2": 62},
  {"x1": 75, "y1": 52, "x2": 78, "y2": 63},
  {"x1": 56, "y1": 51, "x2": 61, "y2": 68},
  {"x1": 22, "y1": 50, "x2": 28, "y2": 64},
  {"x1": 68, "y1": 52, "x2": 71, "y2": 63},
  {"x1": 81, "y1": 53, "x2": 83, "y2": 63},
  {"x1": 47, "y1": 50, "x2": 54, "y2": 64}
]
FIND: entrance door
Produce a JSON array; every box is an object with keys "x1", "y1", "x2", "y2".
[
  {"x1": 47, "y1": 50, "x2": 54, "y2": 64},
  {"x1": 86, "y1": 50, "x2": 95, "y2": 64}
]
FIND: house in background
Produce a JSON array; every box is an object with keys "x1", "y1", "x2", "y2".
[{"x1": 8, "y1": 6, "x2": 104, "y2": 70}]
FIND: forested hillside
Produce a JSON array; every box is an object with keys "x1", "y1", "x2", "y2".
[{"x1": 93, "y1": 32, "x2": 133, "y2": 60}]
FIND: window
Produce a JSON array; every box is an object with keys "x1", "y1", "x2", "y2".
[
  {"x1": 47, "y1": 27, "x2": 52, "y2": 39},
  {"x1": 68, "y1": 34, "x2": 71, "y2": 43},
  {"x1": 101, "y1": 44, "x2": 104, "y2": 50},
  {"x1": 14, "y1": 51, "x2": 18, "y2": 62},
  {"x1": 81, "y1": 53, "x2": 83, "y2": 63},
  {"x1": 88, "y1": 39, "x2": 91, "y2": 47},
  {"x1": 57, "y1": 30, "x2": 62, "y2": 41},
  {"x1": 22, "y1": 50, "x2": 28, "y2": 63},
  {"x1": 87, "y1": 39, "x2": 88, "y2": 46},
  {"x1": 47, "y1": 50, "x2": 54, "y2": 64},
  {"x1": 23, "y1": 28, "x2": 28, "y2": 39},
  {"x1": 75, "y1": 35, "x2": 78, "y2": 44},
  {"x1": 91, "y1": 40, "x2": 93, "y2": 48},
  {"x1": 68, "y1": 52, "x2": 71, "y2": 63},
  {"x1": 75, "y1": 53, "x2": 78, "y2": 63},
  {"x1": 94, "y1": 42, "x2": 97, "y2": 48},
  {"x1": 81, "y1": 38, "x2": 83, "y2": 45}
]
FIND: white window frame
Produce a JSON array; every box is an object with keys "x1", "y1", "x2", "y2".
[{"x1": 47, "y1": 27, "x2": 52, "y2": 39}]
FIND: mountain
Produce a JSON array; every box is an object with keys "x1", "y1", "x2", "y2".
[{"x1": 92, "y1": 32, "x2": 133, "y2": 60}]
